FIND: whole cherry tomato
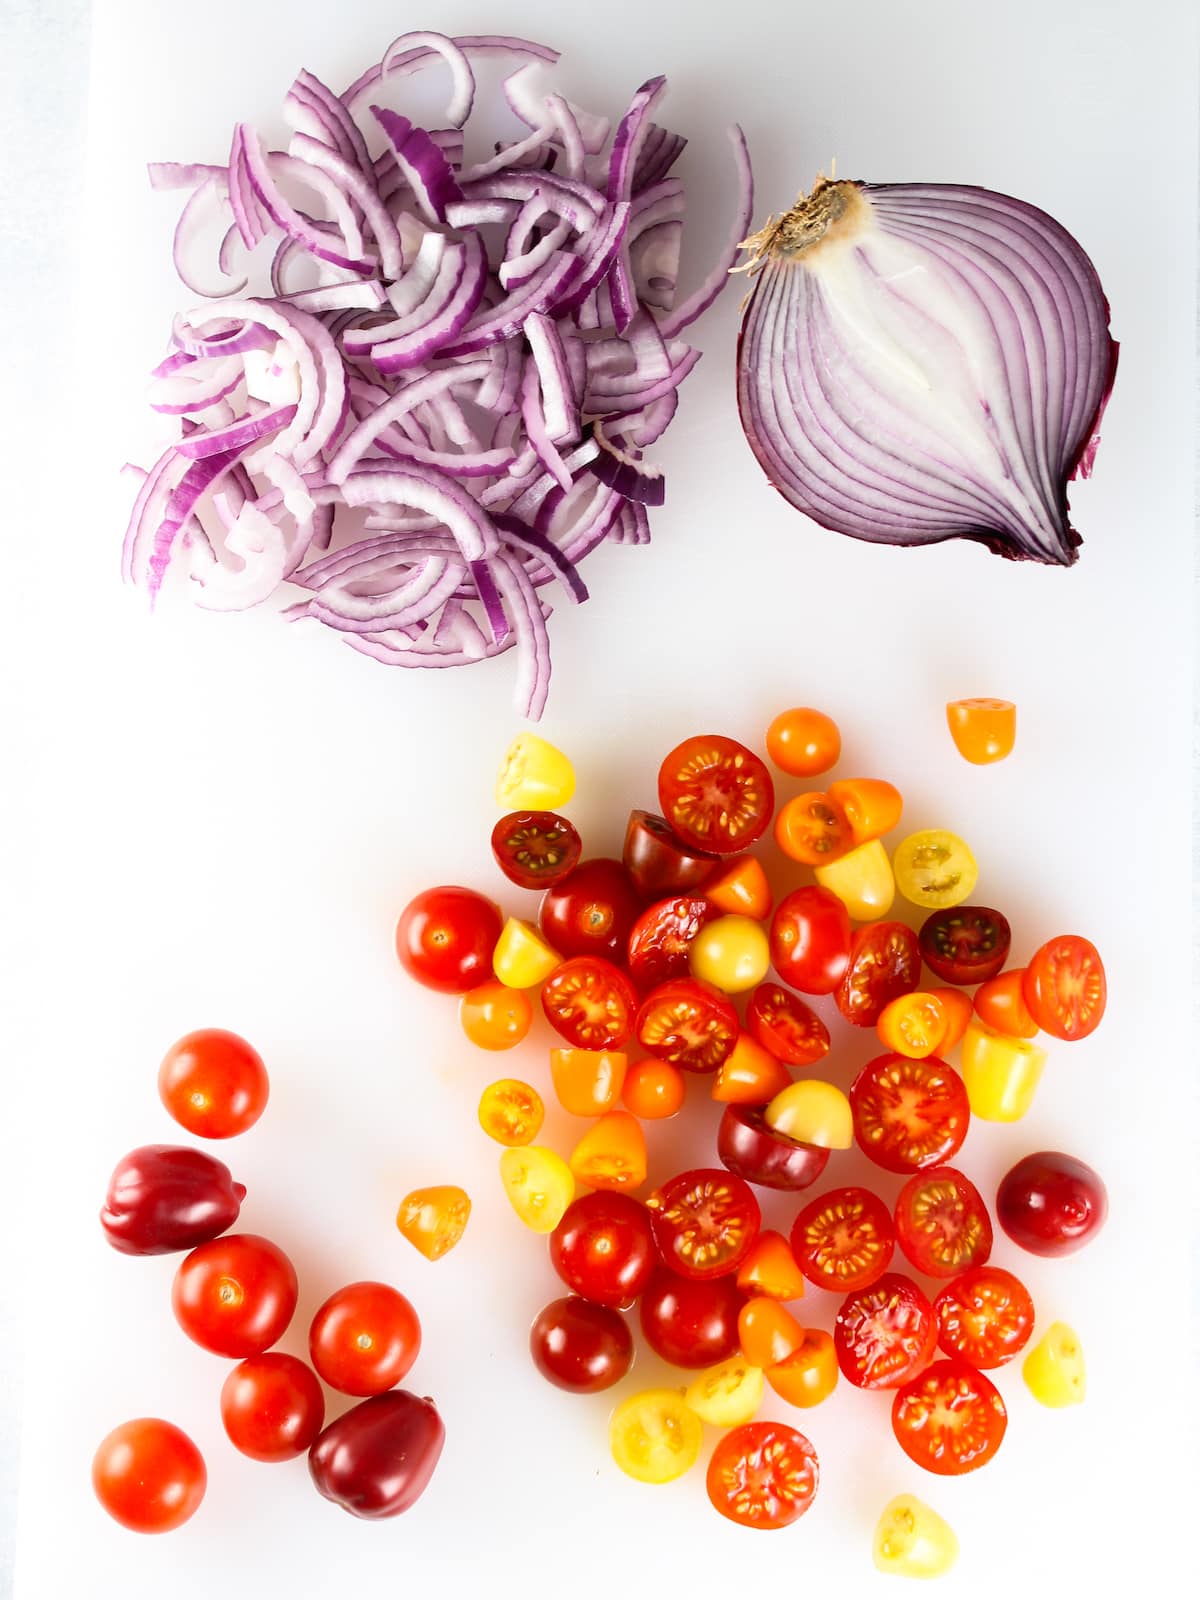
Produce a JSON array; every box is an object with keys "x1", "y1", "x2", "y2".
[
  {"x1": 220, "y1": 1353, "x2": 325, "y2": 1462},
  {"x1": 791, "y1": 1186, "x2": 896, "y2": 1293},
  {"x1": 92, "y1": 1418, "x2": 206, "y2": 1534},
  {"x1": 491, "y1": 810, "x2": 581, "y2": 889},
  {"x1": 395, "y1": 887, "x2": 503, "y2": 994},
  {"x1": 639, "y1": 1267, "x2": 743, "y2": 1369},
  {"x1": 891, "y1": 1360, "x2": 1007, "y2": 1475},
  {"x1": 100, "y1": 1145, "x2": 245, "y2": 1256},
  {"x1": 933, "y1": 1267, "x2": 1035, "y2": 1369},
  {"x1": 1022, "y1": 934, "x2": 1107, "y2": 1041},
  {"x1": 635, "y1": 977, "x2": 739, "y2": 1073},
  {"x1": 765, "y1": 707, "x2": 841, "y2": 777},
  {"x1": 539, "y1": 858, "x2": 641, "y2": 962},
  {"x1": 736, "y1": 1231, "x2": 807, "y2": 1301},
  {"x1": 657, "y1": 734, "x2": 775, "y2": 854},
  {"x1": 746, "y1": 983, "x2": 830, "y2": 1065},
  {"x1": 627, "y1": 896, "x2": 718, "y2": 989},
  {"x1": 621, "y1": 1056, "x2": 686, "y2": 1119},
  {"x1": 549, "y1": 1192, "x2": 657, "y2": 1308},
  {"x1": 647, "y1": 1168, "x2": 761, "y2": 1280},
  {"x1": 706, "y1": 1422, "x2": 818, "y2": 1529},
  {"x1": 849, "y1": 1055, "x2": 970, "y2": 1174},
  {"x1": 172, "y1": 1234, "x2": 298, "y2": 1358},
  {"x1": 834, "y1": 1273, "x2": 937, "y2": 1389},
  {"x1": 894, "y1": 1167, "x2": 993, "y2": 1279},
  {"x1": 918, "y1": 906, "x2": 1011, "y2": 986},
  {"x1": 836, "y1": 922, "x2": 921, "y2": 1028},
  {"x1": 717, "y1": 1105, "x2": 830, "y2": 1192},
  {"x1": 459, "y1": 982, "x2": 533, "y2": 1050},
  {"x1": 309, "y1": 1282, "x2": 421, "y2": 1397},
  {"x1": 541, "y1": 957, "x2": 638, "y2": 1049},
  {"x1": 689, "y1": 915, "x2": 771, "y2": 994},
  {"x1": 768, "y1": 887, "x2": 852, "y2": 996},
  {"x1": 158, "y1": 1029, "x2": 269, "y2": 1139},
  {"x1": 308, "y1": 1391, "x2": 444, "y2": 1520},
  {"x1": 622, "y1": 810, "x2": 717, "y2": 899},
  {"x1": 529, "y1": 1296, "x2": 633, "y2": 1393},
  {"x1": 995, "y1": 1151, "x2": 1108, "y2": 1256},
  {"x1": 549, "y1": 1048, "x2": 627, "y2": 1116}
]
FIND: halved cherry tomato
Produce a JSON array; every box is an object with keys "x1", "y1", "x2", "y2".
[
  {"x1": 736, "y1": 1231, "x2": 807, "y2": 1301},
  {"x1": 877, "y1": 992, "x2": 949, "y2": 1058},
  {"x1": 836, "y1": 922, "x2": 921, "y2": 1028},
  {"x1": 946, "y1": 698, "x2": 1016, "y2": 765},
  {"x1": 873, "y1": 1495, "x2": 960, "y2": 1579},
  {"x1": 775, "y1": 792, "x2": 852, "y2": 866},
  {"x1": 849, "y1": 1054, "x2": 970, "y2": 1174},
  {"x1": 499, "y1": 1147, "x2": 575, "y2": 1233},
  {"x1": 738, "y1": 1296, "x2": 805, "y2": 1368},
  {"x1": 491, "y1": 810, "x2": 581, "y2": 889},
  {"x1": 769, "y1": 886, "x2": 852, "y2": 996},
  {"x1": 834, "y1": 1273, "x2": 937, "y2": 1389},
  {"x1": 609, "y1": 1388, "x2": 703, "y2": 1483},
  {"x1": 541, "y1": 957, "x2": 638, "y2": 1050},
  {"x1": 689, "y1": 915, "x2": 770, "y2": 993},
  {"x1": 395, "y1": 1185, "x2": 471, "y2": 1259},
  {"x1": 621, "y1": 1056, "x2": 686, "y2": 1119},
  {"x1": 973, "y1": 969, "x2": 1039, "y2": 1038},
  {"x1": 766, "y1": 1329, "x2": 838, "y2": 1408},
  {"x1": 710, "y1": 1034, "x2": 794, "y2": 1105},
  {"x1": 814, "y1": 838, "x2": 896, "y2": 921},
  {"x1": 765, "y1": 707, "x2": 841, "y2": 777},
  {"x1": 705, "y1": 854, "x2": 773, "y2": 920},
  {"x1": 827, "y1": 778, "x2": 904, "y2": 845},
  {"x1": 928, "y1": 987, "x2": 973, "y2": 1049},
  {"x1": 622, "y1": 810, "x2": 717, "y2": 899},
  {"x1": 539, "y1": 858, "x2": 641, "y2": 963},
  {"x1": 1023, "y1": 1322, "x2": 1086, "y2": 1407},
  {"x1": 933, "y1": 1266, "x2": 1034, "y2": 1368},
  {"x1": 959, "y1": 1021, "x2": 1046, "y2": 1122},
  {"x1": 647, "y1": 1168, "x2": 761, "y2": 1280},
  {"x1": 639, "y1": 1267, "x2": 744, "y2": 1369},
  {"x1": 568, "y1": 1111, "x2": 647, "y2": 1191},
  {"x1": 919, "y1": 905, "x2": 1011, "y2": 985},
  {"x1": 1022, "y1": 934, "x2": 1107, "y2": 1041},
  {"x1": 891, "y1": 1359, "x2": 1007, "y2": 1474},
  {"x1": 717, "y1": 1104, "x2": 831, "y2": 1191},
  {"x1": 395, "y1": 887, "x2": 503, "y2": 995},
  {"x1": 492, "y1": 918, "x2": 561, "y2": 988},
  {"x1": 791, "y1": 1186, "x2": 895, "y2": 1293},
  {"x1": 893, "y1": 830, "x2": 978, "y2": 910},
  {"x1": 634, "y1": 978, "x2": 739, "y2": 1074},
  {"x1": 549, "y1": 1191, "x2": 657, "y2": 1308},
  {"x1": 746, "y1": 983, "x2": 830, "y2": 1066},
  {"x1": 764, "y1": 1080, "x2": 853, "y2": 1149},
  {"x1": 658, "y1": 734, "x2": 775, "y2": 855},
  {"x1": 894, "y1": 1166, "x2": 993, "y2": 1279},
  {"x1": 706, "y1": 1422, "x2": 818, "y2": 1530},
  {"x1": 627, "y1": 896, "x2": 717, "y2": 989},
  {"x1": 684, "y1": 1356, "x2": 765, "y2": 1427},
  {"x1": 478, "y1": 1079, "x2": 545, "y2": 1145},
  {"x1": 459, "y1": 981, "x2": 534, "y2": 1051},
  {"x1": 496, "y1": 733, "x2": 575, "y2": 809}
]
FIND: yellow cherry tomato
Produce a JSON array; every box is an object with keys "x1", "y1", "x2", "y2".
[
  {"x1": 688, "y1": 915, "x2": 771, "y2": 993},
  {"x1": 873, "y1": 1494, "x2": 960, "y2": 1578},
  {"x1": 813, "y1": 837, "x2": 895, "y2": 921},
  {"x1": 495, "y1": 733, "x2": 575, "y2": 809},
  {"x1": 877, "y1": 991, "x2": 949, "y2": 1059},
  {"x1": 609, "y1": 1389, "x2": 703, "y2": 1484},
  {"x1": 827, "y1": 778, "x2": 904, "y2": 844},
  {"x1": 683, "y1": 1356, "x2": 765, "y2": 1427},
  {"x1": 550, "y1": 1048, "x2": 627, "y2": 1116},
  {"x1": 395, "y1": 1185, "x2": 471, "y2": 1260},
  {"x1": 960, "y1": 1019, "x2": 1046, "y2": 1122},
  {"x1": 498, "y1": 1146, "x2": 574, "y2": 1233},
  {"x1": 477, "y1": 1079, "x2": 544, "y2": 1146},
  {"x1": 568, "y1": 1110, "x2": 647, "y2": 1191},
  {"x1": 764, "y1": 1079, "x2": 854, "y2": 1149},
  {"x1": 766, "y1": 1329, "x2": 838, "y2": 1408},
  {"x1": 459, "y1": 980, "x2": 533, "y2": 1050},
  {"x1": 1023, "y1": 1322, "x2": 1086, "y2": 1407},
  {"x1": 491, "y1": 917, "x2": 561, "y2": 988},
  {"x1": 893, "y1": 830, "x2": 978, "y2": 910},
  {"x1": 946, "y1": 698, "x2": 1016, "y2": 765}
]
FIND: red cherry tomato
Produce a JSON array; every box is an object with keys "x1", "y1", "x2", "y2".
[
  {"x1": 538, "y1": 858, "x2": 641, "y2": 962},
  {"x1": 834, "y1": 1273, "x2": 937, "y2": 1389},
  {"x1": 647, "y1": 1168, "x2": 761, "y2": 1281},
  {"x1": 706, "y1": 1421, "x2": 819, "y2": 1529},
  {"x1": 848, "y1": 1054, "x2": 970, "y2": 1174},
  {"x1": 973, "y1": 969, "x2": 1040, "y2": 1037},
  {"x1": 995, "y1": 1151, "x2": 1108, "y2": 1256},
  {"x1": 746, "y1": 983, "x2": 831, "y2": 1065},
  {"x1": 933, "y1": 1267, "x2": 1035, "y2": 1369},
  {"x1": 836, "y1": 922, "x2": 921, "y2": 1028},
  {"x1": 627, "y1": 895, "x2": 717, "y2": 989},
  {"x1": 491, "y1": 811, "x2": 581, "y2": 890},
  {"x1": 639, "y1": 1267, "x2": 744, "y2": 1369},
  {"x1": 918, "y1": 906, "x2": 1011, "y2": 986},
  {"x1": 394, "y1": 887, "x2": 503, "y2": 994},
  {"x1": 309, "y1": 1282, "x2": 421, "y2": 1397},
  {"x1": 1022, "y1": 934, "x2": 1107, "y2": 1041},
  {"x1": 716, "y1": 1104, "x2": 830, "y2": 1192},
  {"x1": 891, "y1": 1359, "x2": 1007, "y2": 1475},
  {"x1": 549, "y1": 1192, "x2": 657, "y2": 1308},
  {"x1": 220, "y1": 1353, "x2": 325, "y2": 1462},
  {"x1": 540, "y1": 957, "x2": 638, "y2": 1050},
  {"x1": 172, "y1": 1234, "x2": 298, "y2": 1358},
  {"x1": 634, "y1": 977, "x2": 739, "y2": 1073},
  {"x1": 790, "y1": 1185, "x2": 895, "y2": 1293},
  {"x1": 308, "y1": 1392, "x2": 444, "y2": 1520},
  {"x1": 657, "y1": 734, "x2": 775, "y2": 855},
  {"x1": 622, "y1": 810, "x2": 717, "y2": 899},
  {"x1": 894, "y1": 1166, "x2": 993, "y2": 1279},
  {"x1": 99, "y1": 1145, "x2": 245, "y2": 1256},
  {"x1": 157, "y1": 1029, "x2": 269, "y2": 1139},
  {"x1": 529, "y1": 1296, "x2": 633, "y2": 1393},
  {"x1": 769, "y1": 887, "x2": 852, "y2": 996},
  {"x1": 92, "y1": 1418, "x2": 206, "y2": 1533}
]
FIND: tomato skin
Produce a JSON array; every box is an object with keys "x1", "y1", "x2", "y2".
[
  {"x1": 717, "y1": 1104, "x2": 830, "y2": 1192},
  {"x1": 946, "y1": 698, "x2": 1016, "y2": 765},
  {"x1": 706, "y1": 1422, "x2": 818, "y2": 1530},
  {"x1": 738, "y1": 1296, "x2": 805, "y2": 1367},
  {"x1": 308, "y1": 1392, "x2": 445, "y2": 1520},
  {"x1": 647, "y1": 1168, "x2": 761, "y2": 1281},
  {"x1": 634, "y1": 977, "x2": 739, "y2": 1074},
  {"x1": 568, "y1": 1111, "x2": 648, "y2": 1192},
  {"x1": 158, "y1": 1029, "x2": 269, "y2": 1140},
  {"x1": 814, "y1": 838, "x2": 896, "y2": 921},
  {"x1": 894, "y1": 1167, "x2": 993, "y2": 1279},
  {"x1": 769, "y1": 887, "x2": 852, "y2": 996},
  {"x1": 973, "y1": 969, "x2": 1039, "y2": 1038},
  {"x1": 309, "y1": 1282, "x2": 421, "y2": 1397},
  {"x1": 959, "y1": 1020, "x2": 1046, "y2": 1122},
  {"x1": 995, "y1": 1151, "x2": 1108, "y2": 1257},
  {"x1": 689, "y1": 915, "x2": 771, "y2": 993},
  {"x1": 541, "y1": 957, "x2": 638, "y2": 1049},
  {"x1": 622, "y1": 810, "x2": 717, "y2": 900},
  {"x1": 791, "y1": 1186, "x2": 895, "y2": 1293},
  {"x1": 639, "y1": 1267, "x2": 744, "y2": 1369},
  {"x1": 100, "y1": 1145, "x2": 245, "y2": 1256},
  {"x1": 705, "y1": 854, "x2": 773, "y2": 920},
  {"x1": 622, "y1": 1057, "x2": 686, "y2": 1119},
  {"x1": 919, "y1": 906, "x2": 1011, "y2": 986},
  {"x1": 736, "y1": 1230, "x2": 807, "y2": 1301},
  {"x1": 775, "y1": 791, "x2": 852, "y2": 866},
  {"x1": 1022, "y1": 935, "x2": 1107, "y2": 1041},
  {"x1": 766, "y1": 1329, "x2": 838, "y2": 1408},
  {"x1": 172, "y1": 1234, "x2": 298, "y2": 1358},
  {"x1": 746, "y1": 983, "x2": 830, "y2": 1066},
  {"x1": 539, "y1": 858, "x2": 641, "y2": 962},
  {"x1": 549, "y1": 1192, "x2": 657, "y2": 1308},
  {"x1": 220, "y1": 1353, "x2": 325, "y2": 1462},
  {"x1": 627, "y1": 895, "x2": 717, "y2": 989},
  {"x1": 395, "y1": 887, "x2": 503, "y2": 994},
  {"x1": 836, "y1": 922, "x2": 921, "y2": 1028},
  {"x1": 657, "y1": 734, "x2": 775, "y2": 855},
  {"x1": 710, "y1": 1033, "x2": 794, "y2": 1105},
  {"x1": 491, "y1": 810, "x2": 581, "y2": 889},
  {"x1": 891, "y1": 1359, "x2": 1007, "y2": 1475},
  {"x1": 492, "y1": 918, "x2": 561, "y2": 988},
  {"x1": 459, "y1": 981, "x2": 534, "y2": 1050},
  {"x1": 834, "y1": 1274, "x2": 937, "y2": 1390},
  {"x1": 765, "y1": 707, "x2": 841, "y2": 777},
  {"x1": 395, "y1": 1186, "x2": 471, "y2": 1259},
  {"x1": 92, "y1": 1419, "x2": 206, "y2": 1533},
  {"x1": 849, "y1": 1054, "x2": 970, "y2": 1175},
  {"x1": 933, "y1": 1267, "x2": 1034, "y2": 1369},
  {"x1": 827, "y1": 778, "x2": 903, "y2": 845},
  {"x1": 764, "y1": 1079, "x2": 853, "y2": 1149},
  {"x1": 530, "y1": 1296, "x2": 633, "y2": 1393},
  {"x1": 549, "y1": 1048, "x2": 627, "y2": 1116}
]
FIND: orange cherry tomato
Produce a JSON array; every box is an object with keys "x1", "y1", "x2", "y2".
[
  {"x1": 738, "y1": 1296, "x2": 806, "y2": 1369},
  {"x1": 946, "y1": 699, "x2": 1016, "y2": 765},
  {"x1": 710, "y1": 1033, "x2": 793, "y2": 1105},
  {"x1": 704, "y1": 854, "x2": 773, "y2": 920},
  {"x1": 827, "y1": 778, "x2": 904, "y2": 845},
  {"x1": 765, "y1": 708, "x2": 841, "y2": 777},
  {"x1": 736, "y1": 1231, "x2": 807, "y2": 1301},
  {"x1": 974, "y1": 970, "x2": 1039, "y2": 1038},
  {"x1": 459, "y1": 981, "x2": 533, "y2": 1050},
  {"x1": 928, "y1": 988, "x2": 973, "y2": 1051},
  {"x1": 775, "y1": 791, "x2": 852, "y2": 866},
  {"x1": 766, "y1": 1328, "x2": 839, "y2": 1408},
  {"x1": 877, "y1": 992, "x2": 950, "y2": 1059},
  {"x1": 621, "y1": 1057, "x2": 686, "y2": 1120},
  {"x1": 549, "y1": 1048, "x2": 627, "y2": 1116},
  {"x1": 395, "y1": 1185, "x2": 471, "y2": 1260},
  {"x1": 568, "y1": 1111, "x2": 648, "y2": 1191},
  {"x1": 478, "y1": 1079, "x2": 545, "y2": 1146}
]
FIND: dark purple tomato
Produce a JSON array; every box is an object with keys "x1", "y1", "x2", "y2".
[
  {"x1": 639, "y1": 1267, "x2": 743, "y2": 1370},
  {"x1": 491, "y1": 811, "x2": 582, "y2": 890},
  {"x1": 100, "y1": 1145, "x2": 245, "y2": 1256},
  {"x1": 995, "y1": 1151, "x2": 1108, "y2": 1257},
  {"x1": 529, "y1": 1297, "x2": 633, "y2": 1393},
  {"x1": 716, "y1": 1105, "x2": 831, "y2": 1191},
  {"x1": 549, "y1": 1193, "x2": 657, "y2": 1308},
  {"x1": 308, "y1": 1391, "x2": 445, "y2": 1520},
  {"x1": 622, "y1": 810, "x2": 718, "y2": 900}
]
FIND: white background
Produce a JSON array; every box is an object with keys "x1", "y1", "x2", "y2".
[{"x1": 6, "y1": 0, "x2": 1197, "y2": 1594}]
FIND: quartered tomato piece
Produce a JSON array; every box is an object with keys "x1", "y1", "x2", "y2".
[
  {"x1": 893, "y1": 830, "x2": 978, "y2": 911},
  {"x1": 765, "y1": 707, "x2": 841, "y2": 777},
  {"x1": 549, "y1": 1049, "x2": 627, "y2": 1116},
  {"x1": 791, "y1": 1186, "x2": 895, "y2": 1293},
  {"x1": 933, "y1": 1267, "x2": 1034, "y2": 1369},
  {"x1": 946, "y1": 698, "x2": 1016, "y2": 765},
  {"x1": 541, "y1": 957, "x2": 638, "y2": 1050},
  {"x1": 395, "y1": 1186, "x2": 471, "y2": 1260},
  {"x1": 491, "y1": 811, "x2": 581, "y2": 890},
  {"x1": 894, "y1": 1167, "x2": 993, "y2": 1279},
  {"x1": 746, "y1": 984, "x2": 830, "y2": 1066},
  {"x1": 919, "y1": 906, "x2": 1011, "y2": 986},
  {"x1": 766, "y1": 1329, "x2": 838, "y2": 1408},
  {"x1": 827, "y1": 778, "x2": 903, "y2": 845},
  {"x1": 710, "y1": 1034, "x2": 794, "y2": 1106},
  {"x1": 717, "y1": 1105, "x2": 830, "y2": 1192},
  {"x1": 774, "y1": 791, "x2": 852, "y2": 866},
  {"x1": 1022, "y1": 935, "x2": 1107, "y2": 1041},
  {"x1": 973, "y1": 969, "x2": 1039, "y2": 1038},
  {"x1": 836, "y1": 922, "x2": 921, "y2": 1028},
  {"x1": 706, "y1": 1422, "x2": 819, "y2": 1530},
  {"x1": 736, "y1": 1231, "x2": 807, "y2": 1301},
  {"x1": 634, "y1": 978, "x2": 739, "y2": 1074},
  {"x1": 834, "y1": 1273, "x2": 937, "y2": 1390},
  {"x1": 627, "y1": 896, "x2": 717, "y2": 989},
  {"x1": 738, "y1": 1296, "x2": 805, "y2": 1368},
  {"x1": 622, "y1": 810, "x2": 717, "y2": 900},
  {"x1": 769, "y1": 886, "x2": 852, "y2": 996},
  {"x1": 647, "y1": 1168, "x2": 761, "y2": 1281},
  {"x1": 539, "y1": 858, "x2": 641, "y2": 963},
  {"x1": 568, "y1": 1111, "x2": 648, "y2": 1192},
  {"x1": 891, "y1": 1360, "x2": 1007, "y2": 1474},
  {"x1": 849, "y1": 1054, "x2": 970, "y2": 1174},
  {"x1": 704, "y1": 853, "x2": 773, "y2": 920},
  {"x1": 657, "y1": 735, "x2": 775, "y2": 855}
]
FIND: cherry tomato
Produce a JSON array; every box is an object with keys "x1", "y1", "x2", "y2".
[
  {"x1": 836, "y1": 921, "x2": 921, "y2": 1028},
  {"x1": 684, "y1": 1356, "x2": 765, "y2": 1427},
  {"x1": 706, "y1": 1422, "x2": 818, "y2": 1530},
  {"x1": 891, "y1": 1359, "x2": 1007, "y2": 1474},
  {"x1": 621, "y1": 1056, "x2": 686, "y2": 1119},
  {"x1": 478, "y1": 1079, "x2": 544, "y2": 1145},
  {"x1": 634, "y1": 977, "x2": 739, "y2": 1073},
  {"x1": 1023, "y1": 1322, "x2": 1086, "y2": 1407},
  {"x1": 973, "y1": 969, "x2": 1039, "y2": 1037},
  {"x1": 657, "y1": 734, "x2": 775, "y2": 855},
  {"x1": 220, "y1": 1353, "x2": 325, "y2": 1462},
  {"x1": 627, "y1": 895, "x2": 717, "y2": 989},
  {"x1": 539, "y1": 857, "x2": 641, "y2": 962},
  {"x1": 946, "y1": 698, "x2": 1016, "y2": 765},
  {"x1": 995, "y1": 1151, "x2": 1108, "y2": 1256},
  {"x1": 775, "y1": 791, "x2": 852, "y2": 866},
  {"x1": 648, "y1": 1168, "x2": 761, "y2": 1280},
  {"x1": 710, "y1": 1033, "x2": 794, "y2": 1105},
  {"x1": 764, "y1": 1079, "x2": 853, "y2": 1149},
  {"x1": 746, "y1": 983, "x2": 830, "y2": 1066},
  {"x1": 876, "y1": 991, "x2": 949, "y2": 1058},
  {"x1": 814, "y1": 838, "x2": 896, "y2": 920},
  {"x1": 893, "y1": 830, "x2": 978, "y2": 910},
  {"x1": 834, "y1": 1273, "x2": 937, "y2": 1389},
  {"x1": 499, "y1": 1146, "x2": 575, "y2": 1232},
  {"x1": 157, "y1": 1029, "x2": 269, "y2": 1140},
  {"x1": 549, "y1": 1047, "x2": 627, "y2": 1115},
  {"x1": 491, "y1": 917, "x2": 561, "y2": 988},
  {"x1": 622, "y1": 810, "x2": 717, "y2": 899},
  {"x1": 99, "y1": 1145, "x2": 245, "y2": 1256},
  {"x1": 919, "y1": 905, "x2": 1011, "y2": 985},
  {"x1": 736, "y1": 1231, "x2": 807, "y2": 1301},
  {"x1": 309, "y1": 1282, "x2": 420, "y2": 1397},
  {"x1": 928, "y1": 986, "x2": 973, "y2": 1049},
  {"x1": 791, "y1": 1186, "x2": 895, "y2": 1293},
  {"x1": 765, "y1": 707, "x2": 841, "y2": 776},
  {"x1": 689, "y1": 915, "x2": 770, "y2": 993},
  {"x1": 766, "y1": 1328, "x2": 839, "y2": 1408},
  {"x1": 395, "y1": 1185, "x2": 471, "y2": 1259},
  {"x1": 873, "y1": 1494, "x2": 960, "y2": 1578},
  {"x1": 530, "y1": 1296, "x2": 633, "y2": 1393},
  {"x1": 459, "y1": 981, "x2": 534, "y2": 1050},
  {"x1": 769, "y1": 886, "x2": 852, "y2": 995},
  {"x1": 959, "y1": 1020, "x2": 1046, "y2": 1121},
  {"x1": 609, "y1": 1388, "x2": 703, "y2": 1483},
  {"x1": 827, "y1": 778, "x2": 904, "y2": 844},
  {"x1": 738, "y1": 1296, "x2": 805, "y2": 1368},
  {"x1": 717, "y1": 1104, "x2": 830, "y2": 1192},
  {"x1": 704, "y1": 853, "x2": 773, "y2": 920},
  {"x1": 92, "y1": 1418, "x2": 206, "y2": 1534},
  {"x1": 172, "y1": 1233, "x2": 297, "y2": 1358},
  {"x1": 933, "y1": 1266, "x2": 1034, "y2": 1368},
  {"x1": 495, "y1": 732, "x2": 575, "y2": 809},
  {"x1": 308, "y1": 1391, "x2": 444, "y2": 1519},
  {"x1": 639, "y1": 1267, "x2": 744, "y2": 1369},
  {"x1": 491, "y1": 810, "x2": 581, "y2": 889},
  {"x1": 396, "y1": 887, "x2": 503, "y2": 994},
  {"x1": 541, "y1": 956, "x2": 637, "y2": 1050},
  {"x1": 849, "y1": 1054, "x2": 970, "y2": 1174},
  {"x1": 568, "y1": 1110, "x2": 648, "y2": 1191},
  {"x1": 1022, "y1": 934, "x2": 1107, "y2": 1041},
  {"x1": 549, "y1": 1192, "x2": 657, "y2": 1308},
  {"x1": 894, "y1": 1166, "x2": 993, "y2": 1279}
]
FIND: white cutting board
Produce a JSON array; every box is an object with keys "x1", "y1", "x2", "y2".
[{"x1": 11, "y1": 0, "x2": 1197, "y2": 1594}]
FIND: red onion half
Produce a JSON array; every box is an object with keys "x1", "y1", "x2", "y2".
[
  {"x1": 125, "y1": 33, "x2": 752, "y2": 718},
  {"x1": 736, "y1": 179, "x2": 1117, "y2": 565}
]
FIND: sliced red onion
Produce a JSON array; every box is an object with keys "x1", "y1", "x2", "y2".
[
  {"x1": 590, "y1": 423, "x2": 666, "y2": 505},
  {"x1": 735, "y1": 178, "x2": 1117, "y2": 564},
  {"x1": 370, "y1": 232, "x2": 489, "y2": 373},
  {"x1": 370, "y1": 106, "x2": 462, "y2": 225}
]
